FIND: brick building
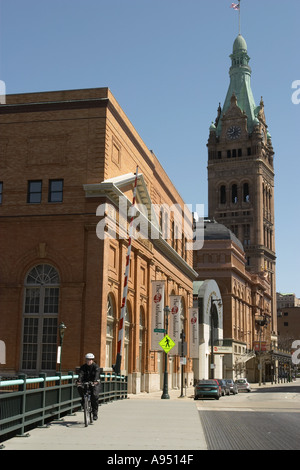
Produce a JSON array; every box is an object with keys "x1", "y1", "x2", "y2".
[
  {"x1": 0, "y1": 88, "x2": 198, "y2": 393},
  {"x1": 207, "y1": 34, "x2": 277, "y2": 341},
  {"x1": 194, "y1": 219, "x2": 273, "y2": 381},
  {"x1": 277, "y1": 307, "x2": 300, "y2": 350}
]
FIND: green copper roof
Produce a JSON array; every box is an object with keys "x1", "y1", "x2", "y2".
[{"x1": 216, "y1": 34, "x2": 258, "y2": 136}]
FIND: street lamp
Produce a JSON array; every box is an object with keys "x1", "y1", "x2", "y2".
[
  {"x1": 161, "y1": 306, "x2": 170, "y2": 400},
  {"x1": 255, "y1": 314, "x2": 269, "y2": 386},
  {"x1": 58, "y1": 321, "x2": 67, "y2": 373},
  {"x1": 210, "y1": 298, "x2": 222, "y2": 379}
]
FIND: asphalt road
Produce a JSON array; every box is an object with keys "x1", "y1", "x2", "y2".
[{"x1": 196, "y1": 382, "x2": 300, "y2": 450}]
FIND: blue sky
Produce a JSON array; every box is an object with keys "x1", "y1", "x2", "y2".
[{"x1": 0, "y1": 0, "x2": 299, "y2": 296}]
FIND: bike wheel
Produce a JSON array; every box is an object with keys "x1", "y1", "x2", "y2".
[
  {"x1": 89, "y1": 399, "x2": 93, "y2": 425},
  {"x1": 84, "y1": 396, "x2": 89, "y2": 427}
]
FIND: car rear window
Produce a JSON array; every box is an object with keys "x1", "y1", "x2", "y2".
[{"x1": 197, "y1": 380, "x2": 217, "y2": 385}]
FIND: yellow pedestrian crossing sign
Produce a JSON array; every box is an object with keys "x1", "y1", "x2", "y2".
[{"x1": 159, "y1": 335, "x2": 175, "y2": 353}]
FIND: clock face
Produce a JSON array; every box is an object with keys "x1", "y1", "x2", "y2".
[{"x1": 227, "y1": 125, "x2": 241, "y2": 140}]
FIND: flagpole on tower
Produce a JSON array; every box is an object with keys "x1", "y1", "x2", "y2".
[{"x1": 230, "y1": 1, "x2": 242, "y2": 35}]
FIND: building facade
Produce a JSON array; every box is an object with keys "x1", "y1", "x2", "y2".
[
  {"x1": 277, "y1": 307, "x2": 300, "y2": 349},
  {"x1": 194, "y1": 219, "x2": 274, "y2": 382},
  {"x1": 207, "y1": 34, "x2": 277, "y2": 343},
  {"x1": 0, "y1": 88, "x2": 198, "y2": 392},
  {"x1": 277, "y1": 293, "x2": 300, "y2": 310}
]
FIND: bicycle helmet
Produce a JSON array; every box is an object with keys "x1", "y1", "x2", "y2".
[{"x1": 85, "y1": 353, "x2": 95, "y2": 359}]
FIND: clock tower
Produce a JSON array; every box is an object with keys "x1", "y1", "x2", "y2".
[{"x1": 207, "y1": 34, "x2": 277, "y2": 333}]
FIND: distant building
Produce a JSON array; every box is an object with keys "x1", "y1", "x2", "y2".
[
  {"x1": 277, "y1": 293, "x2": 300, "y2": 310},
  {"x1": 194, "y1": 218, "x2": 275, "y2": 382},
  {"x1": 277, "y1": 307, "x2": 300, "y2": 349}
]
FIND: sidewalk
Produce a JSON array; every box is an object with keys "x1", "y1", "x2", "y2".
[
  {"x1": 2, "y1": 381, "x2": 297, "y2": 451},
  {"x1": 2, "y1": 386, "x2": 207, "y2": 451}
]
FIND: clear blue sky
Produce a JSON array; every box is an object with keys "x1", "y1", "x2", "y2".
[{"x1": 0, "y1": 0, "x2": 299, "y2": 296}]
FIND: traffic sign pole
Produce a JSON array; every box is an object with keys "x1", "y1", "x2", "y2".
[{"x1": 161, "y1": 306, "x2": 170, "y2": 399}]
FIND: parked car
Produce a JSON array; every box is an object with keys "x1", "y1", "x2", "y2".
[
  {"x1": 194, "y1": 380, "x2": 221, "y2": 400},
  {"x1": 235, "y1": 378, "x2": 251, "y2": 392},
  {"x1": 215, "y1": 379, "x2": 231, "y2": 396},
  {"x1": 225, "y1": 379, "x2": 238, "y2": 395}
]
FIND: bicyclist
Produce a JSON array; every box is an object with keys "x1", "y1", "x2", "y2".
[{"x1": 77, "y1": 353, "x2": 101, "y2": 420}]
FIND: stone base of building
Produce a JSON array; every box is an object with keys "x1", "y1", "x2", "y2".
[{"x1": 127, "y1": 371, "x2": 194, "y2": 394}]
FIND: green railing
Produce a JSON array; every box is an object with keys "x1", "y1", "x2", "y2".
[{"x1": 0, "y1": 372, "x2": 127, "y2": 444}]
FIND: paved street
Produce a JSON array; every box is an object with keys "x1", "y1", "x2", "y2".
[
  {"x1": 1, "y1": 380, "x2": 300, "y2": 451},
  {"x1": 197, "y1": 382, "x2": 300, "y2": 450}
]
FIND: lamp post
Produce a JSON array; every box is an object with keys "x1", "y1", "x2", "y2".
[
  {"x1": 161, "y1": 306, "x2": 170, "y2": 400},
  {"x1": 58, "y1": 321, "x2": 67, "y2": 373},
  {"x1": 256, "y1": 314, "x2": 269, "y2": 386},
  {"x1": 210, "y1": 298, "x2": 222, "y2": 379}
]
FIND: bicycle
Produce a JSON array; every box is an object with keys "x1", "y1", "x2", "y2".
[{"x1": 77, "y1": 381, "x2": 96, "y2": 427}]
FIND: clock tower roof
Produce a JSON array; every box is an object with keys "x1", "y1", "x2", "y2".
[
  {"x1": 233, "y1": 34, "x2": 248, "y2": 53},
  {"x1": 216, "y1": 34, "x2": 258, "y2": 137}
]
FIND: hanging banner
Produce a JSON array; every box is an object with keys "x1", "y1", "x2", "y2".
[
  {"x1": 189, "y1": 307, "x2": 199, "y2": 358},
  {"x1": 151, "y1": 281, "x2": 165, "y2": 351},
  {"x1": 169, "y1": 295, "x2": 182, "y2": 355}
]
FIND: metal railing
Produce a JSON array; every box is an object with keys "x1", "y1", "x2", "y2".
[{"x1": 0, "y1": 372, "x2": 127, "y2": 443}]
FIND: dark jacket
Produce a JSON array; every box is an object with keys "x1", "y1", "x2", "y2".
[{"x1": 78, "y1": 362, "x2": 100, "y2": 383}]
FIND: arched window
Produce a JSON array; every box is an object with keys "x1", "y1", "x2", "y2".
[
  {"x1": 232, "y1": 184, "x2": 238, "y2": 204},
  {"x1": 106, "y1": 294, "x2": 115, "y2": 368},
  {"x1": 220, "y1": 185, "x2": 226, "y2": 204},
  {"x1": 243, "y1": 183, "x2": 250, "y2": 203},
  {"x1": 22, "y1": 264, "x2": 60, "y2": 372}
]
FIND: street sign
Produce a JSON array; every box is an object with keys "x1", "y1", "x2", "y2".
[
  {"x1": 213, "y1": 346, "x2": 233, "y2": 354},
  {"x1": 178, "y1": 341, "x2": 187, "y2": 356},
  {"x1": 159, "y1": 335, "x2": 175, "y2": 354},
  {"x1": 154, "y1": 328, "x2": 166, "y2": 333}
]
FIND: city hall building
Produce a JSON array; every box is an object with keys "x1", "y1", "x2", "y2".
[{"x1": 0, "y1": 88, "x2": 198, "y2": 393}]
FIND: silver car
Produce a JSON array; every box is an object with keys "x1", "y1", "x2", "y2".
[
  {"x1": 235, "y1": 378, "x2": 251, "y2": 392},
  {"x1": 225, "y1": 379, "x2": 238, "y2": 394}
]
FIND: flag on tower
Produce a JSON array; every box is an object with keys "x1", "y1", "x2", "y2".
[{"x1": 230, "y1": 2, "x2": 240, "y2": 10}]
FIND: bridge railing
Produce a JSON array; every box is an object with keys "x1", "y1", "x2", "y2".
[{"x1": 0, "y1": 372, "x2": 127, "y2": 443}]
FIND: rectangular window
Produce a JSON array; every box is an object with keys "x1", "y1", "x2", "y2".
[
  {"x1": 0, "y1": 182, "x2": 3, "y2": 204},
  {"x1": 41, "y1": 318, "x2": 58, "y2": 370},
  {"x1": 28, "y1": 180, "x2": 42, "y2": 204},
  {"x1": 48, "y1": 179, "x2": 64, "y2": 203},
  {"x1": 44, "y1": 287, "x2": 59, "y2": 314},
  {"x1": 22, "y1": 318, "x2": 39, "y2": 369},
  {"x1": 24, "y1": 288, "x2": 40, "y2": 314}
]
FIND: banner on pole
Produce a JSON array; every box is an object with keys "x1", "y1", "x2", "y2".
[
  {"x1": 189, "y1": 307, "x2": 199, "y2": 358},
  {"x1": 151, "y1": 281, "x2": 165, "y2": 350},
  {"x1": 169, "y1": 295, "x2": 182, "y2": 355}
]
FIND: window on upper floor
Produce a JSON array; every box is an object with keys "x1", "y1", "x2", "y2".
[
  {"x1": 243, "y1": 183, "x2": 250, "y2": 203},
  {"x1": 27, "y1": 180, "x2": 42, "y2": 204},
  {"x1": 220, "y1": 185, "x2": 226, "y2": 204},
  {"x1": 232, "y1": 184, "x2": 238, "y2": 204},
  {"x1": 48, "y1": 179, "x2": 64, "y2": 203}
]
